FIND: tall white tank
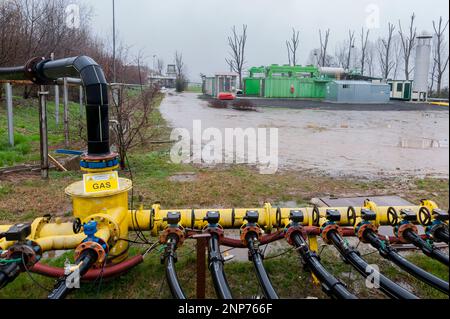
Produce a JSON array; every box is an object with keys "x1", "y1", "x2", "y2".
[{"x1": 413, "y1": 32, "x2": 433, "y2": 93}]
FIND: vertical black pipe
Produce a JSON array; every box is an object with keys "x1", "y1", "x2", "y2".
[
  {"x1": 208, "y1": 233, "x2": 233, "y2": 299},
  {"x1": 291, "y1": 233, "x2": 357, "y2": 299},
  {"x1": 247, "y1": 235, "x2": 279, "y2": 299},
  {"x1": 164, "y1": 238, "x2": 186, "y2": 300},
  {"x1": 37, "y1": 56, "x2": 110, "y2": 156}
]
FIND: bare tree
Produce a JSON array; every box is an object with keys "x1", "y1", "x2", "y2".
[
  {"x1": 225, "y1": 24, "x2": 247, "y2": 89},
  {"x1": 174, "y1": 50, "x2": 187, "y2": 92},
  {"x1": 432, "y1": 17, "x2": 449, "y2": 96},
  {"x1": 398, "y1": 13, "x2": 417, "y2": 80},
  {"x1": 360, "y1": 28, "x2": 370, "y2": 75},
  {"x1": 319, "y1": 29, "x2": 331, "y2": 67},
  {"x1": 378, "y1": 23, "x2": 396, "y2": 79},
  {"x1": 286, "y1": 28, "x2": 300, "y2": 66},
  {"x1": 345, "y1": 30, "x2": 356, "y2": 70}
]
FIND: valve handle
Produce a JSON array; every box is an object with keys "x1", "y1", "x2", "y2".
[
  {"x1": 312, "y1": 206, "x2": 320, "y2": 226},
  {"x1": 72, "y1": 218, "x2": 82, "y2": 234},
  {"x1": 418, "y1": 207, "x2": 432, "y2": 226},
  {"x1": 347, "y1": 206, "x2": 356, "y2": 226},
  {"x1": 387, "y1": 207, "x2": 399, "y2": 226}
]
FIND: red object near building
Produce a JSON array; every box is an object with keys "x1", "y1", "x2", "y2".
[{"x1": 218, "y1": 92, "x2": 235, "y2": 100}]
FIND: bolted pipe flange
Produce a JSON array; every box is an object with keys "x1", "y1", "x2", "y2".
[
  {"x1": 321, "y1": 223, "x2": 343, "y2": 244},
  {"x1": 285, "y1": 226, "x2": 307, "y2": 246},
  {"x1": 240, "y1": 225, "x2": 262, "y2": 246},
  {"x1": 356, "y1": 222, "x2": 378, "y2": 243},
  {"x1": 159, "y1": 227, "x2": 185, "y2": 247},
  {"x1": 75, "y1": 241, "x2": 107, "y2": 268},
  {"x1": 6, "y1": 241, "x2": 41, "y2": 269},
  {"x1": 204, "y1": 225, "x2": 224, "y2": 238},
  {"x1": 396, "y1": 222, "x2": 418, "y2": 244},
  {"x1": 426, "y1": 221, "x2": 449, "y2": 242}
]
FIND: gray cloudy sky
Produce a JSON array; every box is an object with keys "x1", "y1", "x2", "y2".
[{"x1": 82, "y1": 0, "x2": 449, "y2": 81}]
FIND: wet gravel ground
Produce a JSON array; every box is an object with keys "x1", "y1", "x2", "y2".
[{"x1": 161, "y1": 93, "x2": 449, "y2": 179}]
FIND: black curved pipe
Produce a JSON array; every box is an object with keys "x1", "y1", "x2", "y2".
[
  {"x1": 328, "y1": 230, "x2": 419, "y2": 299},
  {"x1": 364, "y1": 230, "x2": 449, "y2": 295},
  {"x1": 403, "y1": 229, "x2": 449, "y2": 266},
  {"x1": 247, "y1": 235, "x2": 279, "y2": 299},
  {"x1": 48, "y1": 249, "x2": 97, "y2": 299},
  {"x1": 164, "y1": 237, "x2": 186, "y2": 300},
  {"x1": 291, "y1": 233, "x2": 357, "y2": 299},
  {"x1": 0, "y1": 262, "x2": 21, "y2": 289},
  {"x1": 0, "y1": 56, "x2": 110, "y2": 156},
  {"x1": 208, "y1": 233, "x2": 233, "y2": 299}
]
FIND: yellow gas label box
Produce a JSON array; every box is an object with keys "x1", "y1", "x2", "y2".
[{"x1": 83, "y1": 171, "x2": 119, "y2": 194}]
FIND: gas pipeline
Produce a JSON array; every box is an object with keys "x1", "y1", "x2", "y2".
[{"x1": 0, "y1": 57, "x2": 449, "y2": 299}]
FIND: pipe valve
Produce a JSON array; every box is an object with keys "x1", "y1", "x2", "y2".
[
  {"x1": 289, "y1": 210, "x2": 304, "y2": 224},
  {"x1": 361, "y1": 208, "x2": 377, "y2": 221},
  {"x1": 326, "y1": 209, "x2": 341, "y2": 222},
  {"x1": 204, "y1": 211, "x2": 220, "y2": 225}
]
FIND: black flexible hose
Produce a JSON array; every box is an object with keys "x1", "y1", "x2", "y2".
[
  {"x1": 364, "y1": 230, "x2": 449, "y2": 295},
  {"x1": 0, "y1": 262, "x2": 21, "y2": 289},
  {"x1": 48, "y1": 249, "x2": 98, "y2": 299},
  {"x1": 247, "y1": 235, "x2": 279, "y2": 299},
  {"x1": 208, "y1": 233, "x2": 233, "y2": 299},
  {"x1": 328, "y1": 230, "x2": 419, "y2": 299},
  {"x1": 403, "y1": 229, "x2": 449, "y2": 266},
  {"x1": 291, "y1": 233, "x2": 357, "y2": 299},
  {"x1": 164, "y1": 238, "x2": 186, "y2": 299}
]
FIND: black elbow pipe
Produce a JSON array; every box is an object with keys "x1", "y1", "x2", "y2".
[
  {"x1": 164, "y1": 238, "x2": 186, "y2": 300},
  {"x1": 328, "y1": 230, "x2": 419, "y2": 299},
  {"x1": 291, "y1": 233, "x2": 357, "y2": 299},
  {"x1": 48, "y1": 249, "x2": 98, "y2": 299},
  {"x1": 0, "y1": 262, "x2": 21, "y2": 289},
  {"x1": 247, "y1": 235, "x2": 279, "y2": 299},
  {"x1": 403, "y1": 229, "x2": 449, "y2": 266},
  {"x1": 0, "y1": 56, "x2": 110, "y2": 156},
  {"x1": 364, "y1": 230, "x2": 449, "y2": 295},
  {"x1": 208, "y1": 233, "x2": 233, "y2": 299}
]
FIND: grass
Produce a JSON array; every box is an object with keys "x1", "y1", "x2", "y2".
[
  {"x1": 0, "y1": 92, "x2": 449, "y2": 299},
  {"x1": 0, "y1": 95, "x2": 83, "y2": 167},
  {"x1": 185, "y1": 86, "x2": 202, "y2": 93}
]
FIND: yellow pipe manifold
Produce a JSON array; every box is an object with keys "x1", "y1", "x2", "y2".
[{"x1": 1, "y1": 173, "x2": 445, "y2": 264}]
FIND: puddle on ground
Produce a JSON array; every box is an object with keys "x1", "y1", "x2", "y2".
[
  {"x1": 161, "y1": 92, "x2": 449, "y2": 179},
  {"x1": 168, "y1": 172, "x2": 198, "y2": 182}
]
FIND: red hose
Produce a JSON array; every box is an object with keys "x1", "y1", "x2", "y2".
[{"x1": 30, "y1": 255, "x2": 143, "y2": 281}]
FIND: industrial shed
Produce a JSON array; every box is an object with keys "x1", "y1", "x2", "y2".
[{"x1": 325, "y1": 80, "x2": 391, "y2": 104}]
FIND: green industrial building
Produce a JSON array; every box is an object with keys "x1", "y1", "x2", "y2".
[{"x1": 243, "y1": 64, "x2": 333, "y2": 99}]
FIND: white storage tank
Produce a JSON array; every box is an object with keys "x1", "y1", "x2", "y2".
[{"x1": 412, "y1": 31, "x2": 433, "y2": 101}]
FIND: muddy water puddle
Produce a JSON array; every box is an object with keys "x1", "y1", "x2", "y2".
[{"x1": 161, "y1": 93, "x2": 449, "y2": 179}]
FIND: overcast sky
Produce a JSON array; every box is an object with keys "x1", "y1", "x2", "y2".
[{"x1": 82, "y1": 0, "x2": 449, "y2": 82}]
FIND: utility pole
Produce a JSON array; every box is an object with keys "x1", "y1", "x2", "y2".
[
  {"x1": 5, "y1": 83, "x2": 14, "y2": 146},
  {"x1": 38, "y1": 86, "x2": 49, "y2": 179},
  {"x1": 112, "y1": 0, "x2": 116, "y2": 83}
]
